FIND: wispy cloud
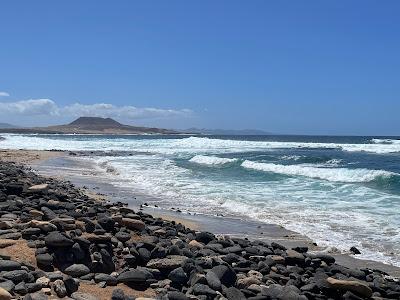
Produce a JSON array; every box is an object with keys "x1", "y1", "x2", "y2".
[
  {"x1": 0, "y1": 98, "x2": 192, "y2": 120},
  {"x1": 0, "y1": 91, "x2": 10, "y2": 97}
]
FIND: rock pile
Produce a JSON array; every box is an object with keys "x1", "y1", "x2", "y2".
[{"x1": 0, "y1": 161, "x2": 399, "y2": 299}]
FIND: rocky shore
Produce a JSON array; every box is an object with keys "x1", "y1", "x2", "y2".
[{"x1": 0, "y1": 161, "x2": 399, "y2": 300}]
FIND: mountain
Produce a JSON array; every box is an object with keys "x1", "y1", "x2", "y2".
[
  {"x1": 0, "y1": 117, "x2": 179, "y2": 134},
  {"x1": 183, "y1": 128, "x2": 272, "y2": 135},
  {"x1": 0, "y1": 122, "x2": 19, "y2": 129}
]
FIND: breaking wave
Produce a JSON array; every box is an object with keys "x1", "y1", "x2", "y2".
[
  {"x1": 241, "y1": 160, "x2": 396, "y2": 183},
  {"x1": 189, "y1": 155, "x2": 238, "y2": 166}
]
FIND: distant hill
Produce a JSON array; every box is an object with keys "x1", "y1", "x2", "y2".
[
  {"x1": 183, "y1": 128, "x2": 271, "y2": 135},
  {"x1": 0, "y1": 122, "x2": 19, "y2": 129},
  {"x1": 0, "y1": 117, "x2": 179, "y2": 134}
]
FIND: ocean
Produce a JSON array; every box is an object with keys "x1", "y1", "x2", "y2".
[{"x1": 1, "y1": 134, "x2": 400, "y2": 266}]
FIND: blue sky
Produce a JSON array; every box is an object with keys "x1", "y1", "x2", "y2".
[{"x1": 0, "y1": 1, "x2": 399, "y2": 135}]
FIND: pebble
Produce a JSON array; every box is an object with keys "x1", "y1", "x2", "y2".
[{"x1": 0, "y1": 161, "x2": 398, "y2": 299}]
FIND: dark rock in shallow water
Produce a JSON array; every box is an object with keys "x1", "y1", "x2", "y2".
[{"x1": 350, "y1": 246, "x2": 361, "y2": 254}]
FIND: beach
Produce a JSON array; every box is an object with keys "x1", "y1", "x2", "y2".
[{"x1": 0, "y1": 144, "x2": 399, "y2": 299}]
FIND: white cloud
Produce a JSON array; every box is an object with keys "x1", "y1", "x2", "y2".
[
  {"x1": 0, "y1": 98, "x2": 192, "y2": 120},
  {"x1": 0, "y1": 92, "x2": 10, "y2": 97},
  {"x1": 0, "y1": 99, "x2": 59, "y2": 116}
]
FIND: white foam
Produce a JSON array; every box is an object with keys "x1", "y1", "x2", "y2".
[
  {"x1": 241, "y1": 160, "x2": 395, "y2": 183},
  {"x1": 2, "y1": 134, "x2": 400, "y2": 154},
  {"x1": 189, "y1": 155, "x2": 238, "y2": 166},
  {"x1": 371, "y1": 138, "x2": 400, "y2": 145}
]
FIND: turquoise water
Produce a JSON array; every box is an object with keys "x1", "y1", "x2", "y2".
[{"x1": 1, "y1": 134, "x2": 400, "y2": 266}]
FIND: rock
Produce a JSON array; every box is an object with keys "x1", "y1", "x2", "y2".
[
  {"x1": 71, "y1": 292, "x2": 98, "y2": 300},
  {"x1": 94, "y1": 273, "x2": 117, "y2": 286},
  {"x1": 111, "y1": 289, "x2": 125, "y2": 300},
  {"x1": 117, "y1": 269, "x2": 153, "y2": 284},
  {"x1": 350, "y1": 246, "x2": 361, "y2": 254},
  {"x1": 188, "y1": 240, "x2": 204, "y2": 249},
  {"x1": 64, "y1": 264, "x2": 91, "y2": 277},
  {"x1": 0, "y1": 259, "x2": 21, "y2": 271},
  {"x1": 3, "y1": 269, "x2": 28, "y2": 283},
  {"x1": 192, "y1": 283, "x2": 217, "y2": 297},
  {"x1": 63, "y1": 276, "x2": 79, "y2": 295},
  {"x1": 28, "y1": 184, "x2": 48, "y2": 193},
  {"x1": 147, "y1": 255, "x2": 188, "y2": 271},
  {"x1": 26, "y1": 283, "x2": 42, "y2": 293},
  {"x1": 326, "y1": 277, "x2": 372, "y2": 298},
  {"x1": 29, "y1": 220, "x2": 57, "y2": 232},
  {"x1": 195, "y1": 232, "x2": 215, "y2": 244},
  {"x1": 210, "y1": 265, "x2": 237, "y2": 287},
  {"x1": 0, "y1": 287, "x2": 12, "y2": 300},
  {"x1": 36, "y1": 277, "x2": 50, "y2": 287},
  {"x1": 14, "y1": 281, "x2": 27, "y2": 294},
  {"x1": 168, "y1": 267, "x2": 188, "y2": 285},
  {"x1": 0, "y1": 281, "x2": 14, "y2": 293},
  {"x1": 36, "y1": 254, "x2": 53, "y2": 267},
  {"x1": 205, "y1": 270, "x2": 221, "y2": 291},
  {"x1": 167, "y1": 291, "x2": 188, "y2": 300},
  {"x1": 236, "y1": 276, "x2": 261, "y2": 289},
  {"x1": 121, "y1": 218, "x2": 145, "y2": 231},
  {"x1": 285, "y1": 249, "x2": 305, "y2": 265},
  {"x1": 53, "y1": 279, "x2": 67, "y2": 298},
  {"x1": 115, "y1": 231, "x2": 131, "y2": 242},
  {"x1": 44, "y1": 231, "x2": 74, "y2": 247},
  {"x1": 261, "y1": 284, "x2": 284, "y2": 298},
  {"x1": 225, "y1": 287, "x2": 246, "y2": 300}
]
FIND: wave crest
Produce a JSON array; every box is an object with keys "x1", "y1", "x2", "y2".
[
  {"x1": 241, "y1": 160, "x2": 396, "y2": 183},
  {"x1": 189, "y1": 155, "x2": 238, "y2": 166}
]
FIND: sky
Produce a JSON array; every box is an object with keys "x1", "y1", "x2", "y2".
[{"x1": 1, "y1": 1, "x2": 400, "y2": 135}]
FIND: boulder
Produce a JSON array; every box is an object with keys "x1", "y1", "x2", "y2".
[
  {"x1": 117, "y1": 269, "x2": 153, "y2": 284},
  {"x1": 210, "y1": 265, "x2": 237, "y2": 287},
  {"x1": 44, "y1": 231, "x2": 74, "y2": 247},
  {"x1": 28, "y1": 184, "x2": 49, "y2": 193},
  {"x1": 146, "y1": 255, "x2": 188, "y2": 271},
  {"x1": 121, "y1": 218, "x2": 145, "y2": 231},
  {"x1": 0, "y1": 259, "x2": 21, "y2": 271},
  {"x1": 64, "y1": 264, "x2": 91, "y2": 277},
  {"x1": 326, "y1": 277, "x2": 372, "y2": 298}
]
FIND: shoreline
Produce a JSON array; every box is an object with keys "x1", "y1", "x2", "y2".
[
  {"x1": 0, "y1": 149, "x2": 399, "y2": 299},
  {"x1": 4, "y1": 148, "x2": 399, "y2": 277}
]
